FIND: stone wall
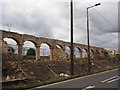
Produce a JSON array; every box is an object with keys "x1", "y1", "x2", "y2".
[
  {"x1": 1, "y1": 30, "x2": 108, "y2": 61},
  {"x1": 53, "y1": 46, "x2": 68, "y2": 61}
]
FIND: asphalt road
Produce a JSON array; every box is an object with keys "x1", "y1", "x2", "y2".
[{"x1": 32, "y1": 68, "x2": 119, "y2": 89}]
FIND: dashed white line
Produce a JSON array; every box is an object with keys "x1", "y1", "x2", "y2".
[
  {"x1": 81, "y1": 85, "x2": 95, "y2": 90},
  {"x1": 28, "y1": 69, "x2": 118, "y2": 89},
  {"x1": 107, "y1": 77, "x2": 120, "y2": 83},
  {"x1": 101, "y1": 76, "x2": 119, "y2": 83}
]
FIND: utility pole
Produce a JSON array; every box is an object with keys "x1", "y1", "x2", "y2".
[
  {"x1": 87, "y1": 8, "x2": 91, "y2": 72},
  {"x1": 70, "y1": 0, "x2": 74, "y2": 75},
  {"x1": 86, "y1": 3, "x2": 101, "y2": 72}
]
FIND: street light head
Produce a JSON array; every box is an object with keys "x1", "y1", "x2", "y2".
[
  {"x1": 87, "y1": 3, "x2": 101, "y2": 9},
  {"x1": 95, "y1": 3, "x2": 101, "y2": 6}
]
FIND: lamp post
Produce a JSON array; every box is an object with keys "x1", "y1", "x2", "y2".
[
  {"x1": 70, "y1": 0, "x2": 74, "y2": 75},
  {"x1": 87, "y1": 3, "x2": 101, "y2": 72}
]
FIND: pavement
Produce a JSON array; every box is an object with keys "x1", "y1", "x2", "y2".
[{"x1": 30, "y1": 68, "x2": 119, "y2": 89}]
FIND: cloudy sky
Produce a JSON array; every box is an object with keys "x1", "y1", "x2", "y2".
[{"x1": 0, "y1": 0, "x2": 119, "y2": 51}]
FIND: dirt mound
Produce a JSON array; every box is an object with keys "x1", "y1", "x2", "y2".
[{"x1": 2, "y1": 59, "x2": 117, "y2": 82}]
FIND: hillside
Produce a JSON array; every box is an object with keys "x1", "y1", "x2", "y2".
[{"x1": 2, "y1": 58, "x2": 117, "y2": 83}]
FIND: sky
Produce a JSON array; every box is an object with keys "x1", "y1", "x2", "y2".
[{"x1": 0, "y1": 0, "x2": 119, "y2": 51}]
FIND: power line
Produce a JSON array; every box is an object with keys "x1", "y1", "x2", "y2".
[{"x1": 85, "y1": 1, "x2": 117, "y2": 29}]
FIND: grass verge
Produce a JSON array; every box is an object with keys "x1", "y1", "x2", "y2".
[{"x1": 2, "y1": 66, "x2": 117, "y2": 90}]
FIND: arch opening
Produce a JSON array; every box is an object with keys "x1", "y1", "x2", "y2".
[
  {"x1": 96, "y1": 50, "x2": 100, "y2": 54},
  {"x1": 3, "y1": 38, "x2": 18, "y2": 54},
  {"x1": 23, "y1": 41, "x2": 35, "y2": 56},
  {"x1": 74, "y1": 48, "x2": 80, "y2": 59},
  {"x1": 95, "y1": 50, "x2": 101, "y2": 60},
  {"x1": 40, "y1": 43, "x2": 50, "y2": 61},
  {"x1": 90, "y1": 49, "x2": 95, "y2": 60},
  {"x1": 82, "y1": 48, "x2": 87, "y2": 58},
  {"x1": 56, "y1": 45, "x2": 62, "y2": 49},
  {"x1": 55, "y1": 44, "x2": 64, "y2": 50},
  {"x1": 23, "y1": 41, "x2": 36, "y2": 60},
  {"x1": 53, "y1": 44, "x2": 66, "y2": 61},
  {"x1": 65, "y1": 46, "x2": 70, "y2": 60}
]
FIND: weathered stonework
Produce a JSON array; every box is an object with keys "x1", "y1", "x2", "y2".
[
  {"x1": 1, "y1": 29, "x2": 107, "y2": 61},
  {"x1": 53, "y1": 46, "x2": 68, "y2": 61}
]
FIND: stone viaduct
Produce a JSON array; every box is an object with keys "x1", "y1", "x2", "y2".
[{"x1": 1, "y1": 29, "x2": 107, "y2": 61}]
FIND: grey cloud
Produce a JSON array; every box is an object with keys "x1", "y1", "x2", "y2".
[
  {"x1": 2, "y1": 2, "x2": 53, "y2": 38},
  {"x1": 0, "y1": 1, "x2": 118, "y2": 50},
  {"x1": 73, "y1": 2, "x2": 118, "y2": 50}
]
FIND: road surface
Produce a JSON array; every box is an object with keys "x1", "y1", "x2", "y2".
[{"x1": 31, "y1": 68, "x2": 119, "y2": 89}]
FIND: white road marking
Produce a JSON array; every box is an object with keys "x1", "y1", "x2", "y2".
[
  {"x1": 28, "y1": 68, "x2": 118, "y2": 89},
  {"x1": 107, "y1": 77, "x2": 120, "y2": 83},
  {"x1": 81, "y1": 85, "x2": 95, "y2": 90},
  {"x1": 101, "y1": 76, "x2": 119, "y2": 83}
]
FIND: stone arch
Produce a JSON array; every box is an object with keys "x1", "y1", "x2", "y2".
[
  {"x1": 65, "y1": 46, "x2": 71, "y2": 60},
  {"x1": 90, "y1": 49, "x2": 95, "y2": 60},
  {"x1": 55, "y1": 40, "x2": 64, "y2": 47},
  {"x1": 96, "y1": 50, "x2": 100, "y2": 54},
  {"x1": 40, "y1": 42, "x2": 51, "y2": 48},
  {"x1": 80, "y1": 48, "x2": 88, "y2": 64},
  {"x1": 53, "y1": 44, "x2": 67, "y2": 61},
  {"x1": 90, "y1": 49, "x2": 95, "y2": 53},
  {"x1": 23, "y1": 41, "x2": 35, "y2": 55},
  {"x1": 40, "y1": 43, "x2": 50, "y2": 61},
  {"x1": 1, "y1": 30, "x2": 107, "y2": 61},
  {"x1": 2, "y1": 37, "x2": 20, "y2": 45},
  {"x1": 74, "y1": 47, "x2": 82, "y2": 60},
  {"x1": 3, "y1": 38, "x2": 18, "y2": 54},
  {"x1": 23, "y1": 40, "x2": 37, "y2": 46},
  {"x1": 77, "y1": 47, "x2": 82, "y2": 52},
  {"x1": 95, "y1": 50, "x2": 101, "y2": 60},
  {"x1": 56, "y1": 44, "x2": 63, "y2": 49},
  {"x1": 99, "y1": 50, "x2": 105, "y2": 59},
  {"x1": 2, "y1": 31, "x2": 23, "y2": 59},
  {"x1": 2, "y1": 35, "x2": 23, "y2": 59},
  {"x1": 22, "y1": 39, "x2": 41, "y2": 60},
  {"x1": 100, "y1": 50, "x2": 104, "y2": 54},
  {"x1": 100, "y1": 50, "x2": 105, "y2": 55},
  {"x1": 76, "y1": 47, "x2": 83, "y2": 60},
  {"x1": 2, "y1": 31, "x2": 22, "y2": 45},
  {"x1": 55, "y1": 44, "x2": 64, "y2": 50},
  {"x1": 82, "y1": 48, "x2": 88, "y2": 58},
  {"x1": 40, "y1": 42, "x2": 53, "y2": 60}
]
